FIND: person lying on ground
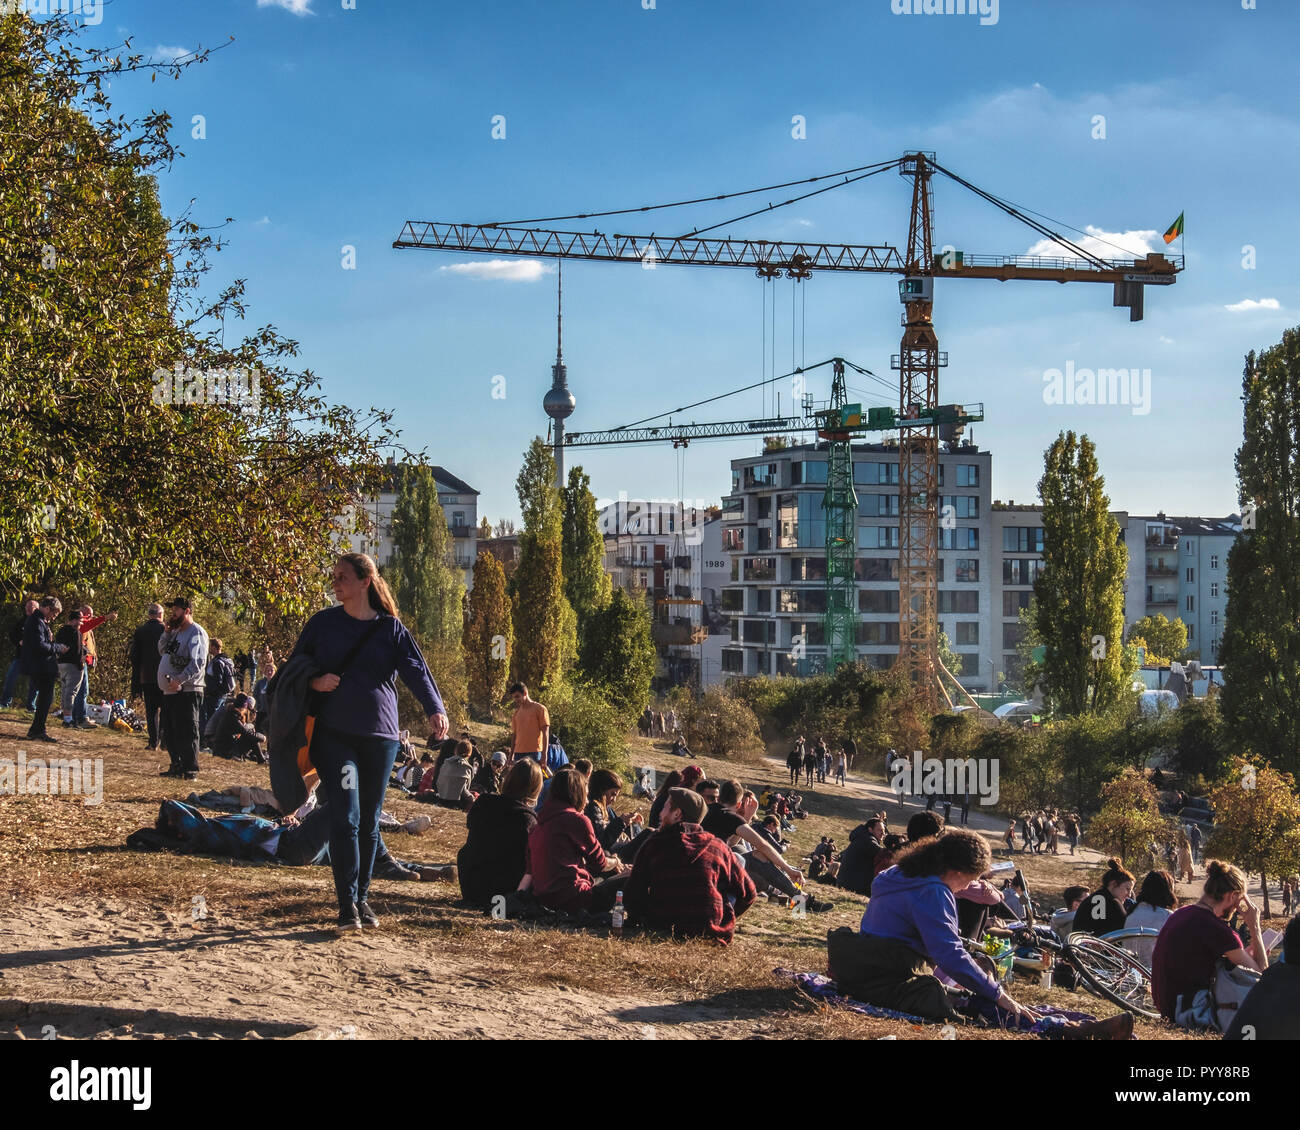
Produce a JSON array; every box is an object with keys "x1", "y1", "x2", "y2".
[
  {"x1": 458, "y1": 759, "x2": 543, "y2": 909},
  {"x1": 622, "y1": 787, "x2": 757, "y2": 944},
  {"x1": 1224, "y1": 914, "x2": 1300, "y2": 1040},
  {"x1": 844, "y1": 828, "x2": 1131, "y2": 1038},
  {"x1": 585, "y1": 768, "x2": 644, "y2": 852},
  {"x1": 702, "y1": 779, "x2": 831, "y2": 912},
  {"x1": 1125, "y1": 870, "x2": 1177, "y2": 932},
  {"x1": 1152, "y1": 859, "x2": 1267, "y2": 1028},
  {"x1": 526, "y1": 767, "x2": 628, "y2": 915},
  {"x1": 1072, "y1": 859, "x2": 1133, "y2": 937}
]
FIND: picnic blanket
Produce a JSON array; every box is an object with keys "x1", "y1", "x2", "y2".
[{"x1": 777, "y1": 969, "x2": 1100, "y2": 1037}]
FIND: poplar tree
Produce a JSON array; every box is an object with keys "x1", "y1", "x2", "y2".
[
  {"x1": 561, "y1": 465, "x2": 612, "y2": 634},
  {"x1": 388, "y1": 465, "x2": 464, "y2": 648},
  {"x1": 1033, "y1": 431, "x2": 1133, "y2": 715},
  {"x1": 579, "y1": 589, "x2": 655, "y2": 717},
  {"x1": 463, "y1": 551, "x2": 512, "y2": 717},
  {"x1": 1220, "y1": 331, "x2": 1300, "y2": 774}
]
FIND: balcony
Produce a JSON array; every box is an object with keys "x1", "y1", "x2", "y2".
[
  {"x1": 673, "y1": 555, "x2": 693, "y2": 571},
  {"x1": 614, "y1": 556, "x2": 653, "y2": 568},
  {"x1": 1146, "y1": 532, "x2": 1179, "y2": 548},
  {"x1": 450, "y1": 525, "x2": 473, "y2": 539},
  {"x1": 1147, "y1": 591, "x2": 1178, "y2": 607},
  {"x1": 1146, "y1": 563, "x2": 1176, "y2": 577},
  {"x1": 653, "y1": 621, "x2": 708, "y2": 646}
]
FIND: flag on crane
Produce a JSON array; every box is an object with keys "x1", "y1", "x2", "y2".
[{"x1": 1162, "y1": 212, "x2": 1185, "y2": 244}]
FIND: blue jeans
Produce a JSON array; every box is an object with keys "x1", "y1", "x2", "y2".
[
  {"x1": 71, "y1": 667, "x2": 88, "y2": 724},
  {"x1": 309, "y1": 724, "x2": 401, "y2": 914},
  {"x1": 1, "y1": 658, "x2": 37, "y2": 709}
]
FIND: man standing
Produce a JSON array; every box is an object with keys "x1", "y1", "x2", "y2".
[
  {"x1": 22, "y1": 597, "x2": 68, "y2": 741},
  {"x1": 158, "y1": 597, "x2": 208, "y2": 780},
  {"x1": 73, "y1": 604, "x2": 117, "y2": 726},
  {"x1": 128, "y1": 603, "x2": 167, "y2": 750},
  {"x1": 201, "y1": 638, "x2": 236, "y2": 742},
  {"x1": 508, "y1": 682, "x2": 549, "y2": 763},
  {"x1": 1, "y1": 600, "x2": 38, "y2": 710}
]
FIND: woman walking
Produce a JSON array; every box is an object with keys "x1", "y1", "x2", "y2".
[{"x1": 287, "y1": 553, "x2": 449, "y2": 932}]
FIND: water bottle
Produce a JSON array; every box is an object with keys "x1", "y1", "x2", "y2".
[{"x1": 610, "y1": 892, "x2": 624, "y2": 938}]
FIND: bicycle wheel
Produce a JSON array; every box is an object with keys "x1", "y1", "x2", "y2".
[{"x1": 1064, "y1": 933, "x2": 1160, "y2": 1020}]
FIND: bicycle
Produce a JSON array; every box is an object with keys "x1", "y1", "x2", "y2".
[{"x1": 1010, "y1": 869, "x2": 1160, "y2": 1020}]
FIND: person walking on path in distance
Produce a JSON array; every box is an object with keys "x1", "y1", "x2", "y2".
[{"x1": 284, "y1": 553, "x2": 449, "y2": 933}]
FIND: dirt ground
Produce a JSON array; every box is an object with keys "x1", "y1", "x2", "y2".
[{"x1": 0, "y1": 709, "x2": 1223, "y2": 1040}]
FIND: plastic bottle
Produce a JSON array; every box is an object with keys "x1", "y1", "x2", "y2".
[{"x1": 611, "y1": 892, "x2": 624, "y2": 937}]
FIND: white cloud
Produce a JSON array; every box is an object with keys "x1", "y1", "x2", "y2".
[
  {"x1": 1159, "y1": 335, "x2": 1175, "y2": 344},
  {"x1": 795, "y1": 218, "x2": 813, "y2": 228},
  {"x1": 254, "y1": 216, "x2": 271, "y2": 226},
  {"x1": 257, "y1": 0, "x2": 314, "y2": 15},
  {"x1": 151, "y1": 45, "x2": 191, "y2": 62},
  {"x1": 1224, "y1": 297, "x2": 1280, "y2": 313},
  {"x1": 1024, "y1": 225, "x2": 1159, "y2": 261},
  {"x1": 439, "y1": 259, "x2": 552, "y2": 282}
]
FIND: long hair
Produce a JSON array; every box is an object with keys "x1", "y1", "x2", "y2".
[
  {"x1": 1136, "y1": 869, "x2": 1176, "y2": 910},
  {"x1": 338, "y1": 552, "x2": 399, "y2": 617},
  {"x1": 654, "y1": 770, "x2": 683, "y2": 801},
  {"x1": 894, "y1": 828, "x2": 991, "y2": 880},
  {"x1": 501, "y1": 759, "x2": 543, "y2": 805}
]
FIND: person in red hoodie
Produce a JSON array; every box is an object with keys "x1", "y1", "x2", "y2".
[
  {"x1": 622, "y1": 788, "x2": 757, "y2": 944},
  {"x1": 526, "y1": 767, "x2": 628, "y2": 914}
]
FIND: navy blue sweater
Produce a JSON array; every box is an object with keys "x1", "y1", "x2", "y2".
[{"x1": 289, "y1": 607, "x2": 444, "y2": 739}]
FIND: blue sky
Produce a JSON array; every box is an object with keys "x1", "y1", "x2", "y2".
[{"x1": 80, "y1": 0, "x2": 1299, "y2": 524}]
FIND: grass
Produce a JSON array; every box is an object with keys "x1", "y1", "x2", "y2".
[{"x1": 0, "y1": 707, "x2": 1223, "y2": 1039}]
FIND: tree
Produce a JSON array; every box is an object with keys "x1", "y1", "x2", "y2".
[
  {"x1": 1208, "y1": 757, "x2": 1300, "y2": 918},
  {"x1": 680, "y1": 687, "x2": 765, "y2": 762},
  {"x1": 1127, "y1": 614, "x2": 1189, "y2": 665},
  {"x1": 510, "y1": 439, "x2": 572, "y2": 694},
  {"x1": 1086, "y1": 768, "x2": 1172, "y2": 871},
  {"x1": 579, "y1": 589, "x2": 655, "y2": 718},
  {"x1": 561, "y1": 465, "x2": 611, "y2": 635},
  {"x1": 493, "y1": 518, "x2": 516, "y2": 538},
  {"x1": 0, "y1": 14, "x2": 400, "y2": 624},
  {"x1": 478, "y1": 515, "x2": 493, "y2": 540},
  {"x1": 387, "y1": 465, "x2": 464, "y2": 649},
  {"x1": 1033, "y1": 432, "x2": 1134, "y2": 715},
  {"x1": 1221, "y1": 330, "x2": 1300, "y2": 776},
  {"x1": 463, "y1": 551, "x2": 511, "y2": 718}
]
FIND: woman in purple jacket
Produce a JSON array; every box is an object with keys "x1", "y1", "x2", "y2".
[{"x1": 289, "y1": 553, "x2": 449, "y2": 933}]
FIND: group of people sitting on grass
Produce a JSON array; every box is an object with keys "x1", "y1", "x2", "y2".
[{"x1": 454, "y1": 758, "x2": 836, "y2": 942}]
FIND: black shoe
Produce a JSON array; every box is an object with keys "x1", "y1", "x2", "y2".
[
  {"x1": 159, "y1": 768, "x2": 181, "y2": 777},
  {"x1": 357, "y1": 901, "x2": 380, "y2": 928},
  {"x1": 335, "y1": 907, "x2": 362, "y2": 934},
  {"x1": 27, "y1": 733, "x2": 57, "y2": 743},
  {"x1": 806, "y1": 897, "x2": 836, "y2": 913},
  {"x1": 184, "y1": 771, "x2": 200, "y2": 780}
]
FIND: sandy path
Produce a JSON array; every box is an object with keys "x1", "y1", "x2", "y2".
[{"x1": 0, "y1": 898, "x2": 766, "y2": 1041}]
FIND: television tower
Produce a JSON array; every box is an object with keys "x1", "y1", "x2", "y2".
[{"x1": 542, "y1": 261, "x2": 576, "y2": 489}]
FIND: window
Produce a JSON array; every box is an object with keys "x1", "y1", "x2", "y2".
[
  {"x1": 1185, "y1": 539, "x2": 1195, "y2": 555},
  {"x1": 1003, "y1": 559, "x2": 1044, "y2": 586},
  {"x1": 1208, "y1": 609, "x2": 1218, "y2": 627},
  {"x1": 858, "y1": 621, "x2": 900, "y2": 645},
  {"x1": 793, "y1": 461, "x2": 827, "y2": 485},
  {"x1": 757, "y1": 496, "x2": 772, "y2": 520},
  {"x1": 754, "y1": 589, "x2": 771, "y2": 612},
  {"x1": 1003, "y1": 623, "x2": 1026, "y2": 649},
  {"x1": 855, "y1": 462, "x2": 900, "y2": 486},
  {"x1": 791, "y1": 556, "x2": 828, "y2": 581},
  {"x1": 1186, "y1": 567, "x2": 1195, "y2": 583},
  {"x1": 1211, "y1": 636, "x2": 1219, "y2": 657},
  {"x1": 955, "y1": 465, "x2": 979, "y2": 487},
  {"x1": 863, "y1": 494, "x2": 901, "y2": 518},
  {"x1": 1210, "y1": 554, "x2": 1219, "y2": 570},
  {"x1": 720, "y1": 589, "x2": 743, "y2": 612},
  {"x1": 728, "y1": 618, "x2": 740, "y2": 642},
  {"x1": 1210, "y1": 582, "x2": 1218, "y2": 598},
  {"x1": 778, "y1": 589, "x2": 826, "y2": 614},
  {"x1": 721, "y1": 649, "x2": 744, "y2": 673},
  {"x1": 1187, "y1": 624, "x2": 1195, "y2": 641},
  {"x1": 742, "y1": 557, "x2": 776, "y2": 581},
  {"x1": 956, "y1": 622, "x2": 979, "y2": 645},
  {"x1": 756, "y1": 528, "x2": 773, "y2": 550},
  {"x1": 776, "y1": 493, "x2": 798, "y2": 548},
  {"x1": 1003, "y1": 590, "x2": 1032, "y2": 617},
  {"x1": 938, "y1": 591, "x2": 978, "y2": 614},
  {"x1": 859, "y1": 589, "x2": 900, "y2": 614},
  {"x1": 730, "y1": 558, "x2": 739, "y2": 582},
  {"x1": 722, "y1": 496, "x2": 744, "y2": 518},
  {"x1": 939, "y1": 528, "x2": 978, "y2": 550},
  {"x1": 744, "y1": 463, "x2": 777, "y2": 489},
  {"x1": 797, "y1": 494, "x2": 826, "y2": 548},
  {"x1": 1002, "y1": 527, "x2": 1044, "y2": 553},
  {"x1": 1186, "y1": 595, "x2": 1195, "y2": 612},
  {"x1": 942, "y1": 496, "x2": 979, "y2": 519},
  {"x1": 955, "y1": 558, "x2": 979, "y2": 583},
  {"x1": 743, "y1": 620, "x2": 775, "y2": 644},
  {"x1": 793, "y1": 621, "x2": 825, "y2": 646},
  {"x1": 860, "y1": 526, "x2": 900, "y2": 550},
  {"x1": 857, "y1": 557, "x2": 900, "y2": 582},
  {"x1": 722, "y1": 527, "x2": 743, "y2": 552}
]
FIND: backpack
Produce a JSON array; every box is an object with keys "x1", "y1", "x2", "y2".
[{"x1": 207, "y1": 655, "x2": 235, "y2": 697}]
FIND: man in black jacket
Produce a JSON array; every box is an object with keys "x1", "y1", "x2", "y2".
[
  {"x1": 0, "y1": 599, "x2": 38, "y2": 710},
  {"x1": 1225, "y1": 916, "x2": 1300, "y2": 1040},
  {"x1": 128, "y1": 603, "x2": 167, "y2": 750},
  {"x1": 21, "y1": 597, "x2": 68, "y2": 741},
  {"x1": 835, "y1": 817, "x2": 886, "y2": 895}
]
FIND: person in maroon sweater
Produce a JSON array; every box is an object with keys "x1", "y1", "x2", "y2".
[
  {"x1": 526, "y1": 768, "x2": 628, "y2": 914},
  {"x1": 622, "y1": 788, "x2": 757, "y2": 944}
]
